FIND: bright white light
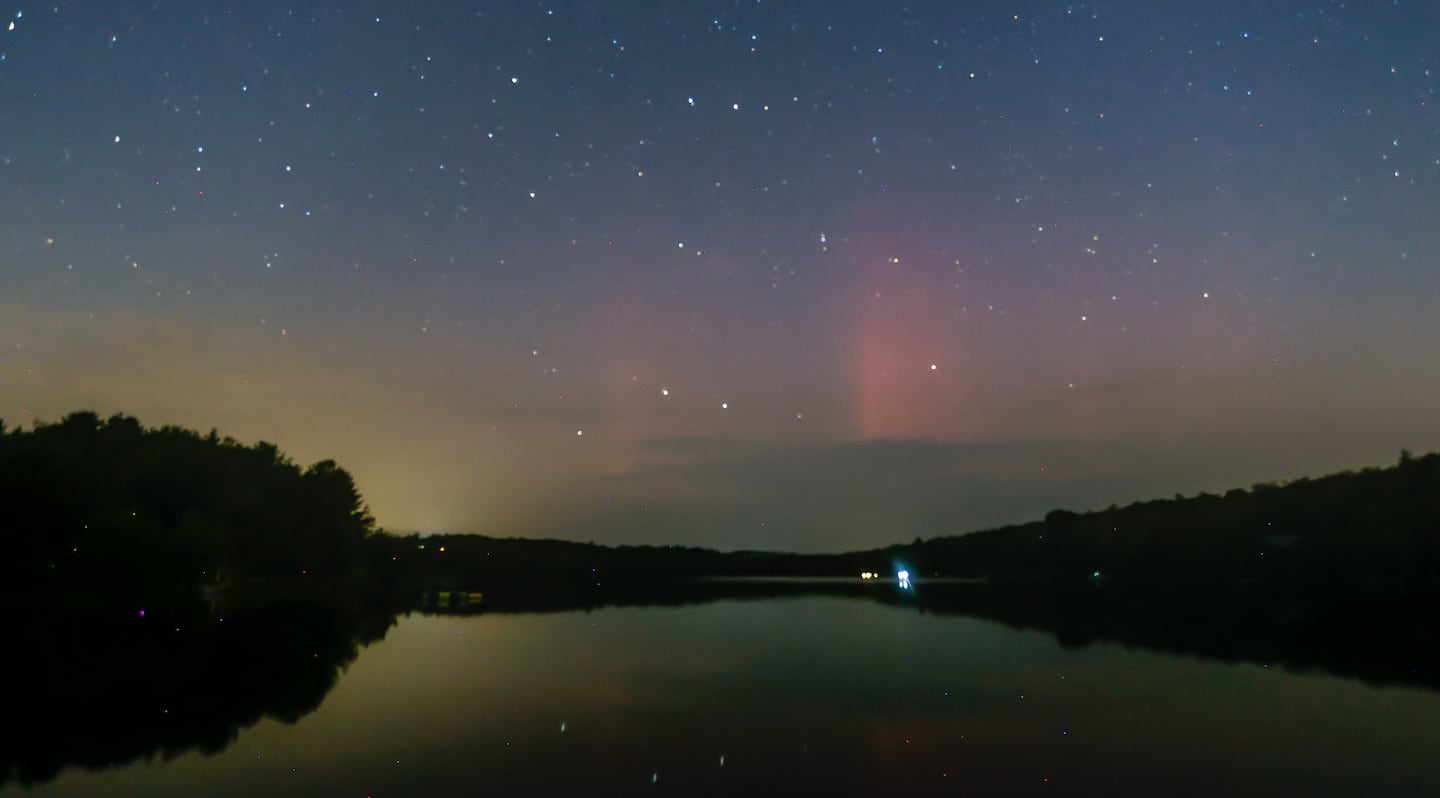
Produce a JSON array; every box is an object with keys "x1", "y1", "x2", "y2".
[{"x1": 897, "y1": 570, "x2": 911, "y2": 589}]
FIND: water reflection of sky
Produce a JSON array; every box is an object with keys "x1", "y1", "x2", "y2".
[{"x1": 11, "y1": 598, "x2": 1440, "y2": 796}]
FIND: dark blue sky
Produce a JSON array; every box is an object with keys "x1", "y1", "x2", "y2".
[{"x1": 4, "y1": 1, "x2": 1439, "y2": 550}]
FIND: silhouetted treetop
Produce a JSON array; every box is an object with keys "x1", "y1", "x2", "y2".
[{"x1": 0, "y1": 412, "x2": 377, "y2": 611}]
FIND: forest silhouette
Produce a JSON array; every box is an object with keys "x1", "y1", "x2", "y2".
[
  {"x1": 3, "y1": 412, "x2": 1438, "y2": 786},
  {"x1": 7, "y1": 411, "x2": 1438, "y2": 603},
  {"x1": 0, "y1": 412, "x2": 393, "y2": 788},
  {"x1": 1, "y1": 411, "x2": 379, "y2": 617},
  {"x1": 381, "y1": 449, "x2": 1440, "y2": 596}
]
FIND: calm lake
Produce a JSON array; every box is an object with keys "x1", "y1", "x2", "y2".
[{"x1": 7, "y1": 591, "x2": 1440, "y2": 796}]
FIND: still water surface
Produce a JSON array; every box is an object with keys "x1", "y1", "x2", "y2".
[{"x1": 9, "y1": 595, "x2": 1440, "y2": 796}]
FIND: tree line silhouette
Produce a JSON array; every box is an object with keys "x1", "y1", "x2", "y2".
[
  {"x1": 5, "y1": 411, "x2": 1438, "y2": 608},
  {"x1": 2, "y1": 411, "x2": 1437, "y2": 787},
  {"x1": 896, "y1": 448, "x2": 1440, "y2": 592},
  {"x1": 0, "y1": 412, "x2": 400, "y2": 788},
  {"x1": 0, "y1": 411, "x2": 379, "y2": 617},
  {"x1": 388, "y1": 448, "x2": 1440, "y2": 596}
]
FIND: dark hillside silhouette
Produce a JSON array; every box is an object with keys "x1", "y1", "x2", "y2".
[
  {"x1": 0, "y1": 411, "x2": 378, "y2": 618},
  {"x1": 2, "y1": 411, "x2": 1438, "y2": 787},
  {"x1": 0, "y1": 412, "x2": 396, "y2": 787},
  {"x1": 379, "y1": 449, "x2": 1440, "y2": 596},
  {"x1": 893, "y1": 449, "x2": 1440, "y2": 591}
]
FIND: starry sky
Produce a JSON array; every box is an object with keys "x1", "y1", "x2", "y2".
[{"x1": 3, "y1": 1, "x2": 1439, "y2": 551}]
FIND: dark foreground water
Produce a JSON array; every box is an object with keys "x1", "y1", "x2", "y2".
[{"x1": 6, "y1": 593, "x2": 1440, "y2": 796}]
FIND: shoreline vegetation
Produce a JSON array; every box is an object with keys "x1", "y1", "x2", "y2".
[
  {"x1": 6, "y1": 412, "x2": 1437, "y2": 602},
  {"x1": 2, "y1": 412, "x2": 1438, "y2": 785},
  {"x1": 3, "y1": 412, "x2": 1437, "y2": 612}
]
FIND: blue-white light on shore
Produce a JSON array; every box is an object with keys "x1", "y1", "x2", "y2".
[{"x1": 897, "y1": 570, "x2": 911, "y2": 589}]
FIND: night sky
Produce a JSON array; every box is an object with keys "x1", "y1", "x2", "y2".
[{"x1": 4, "y1": 1, "x2": 1439, "y2": 551}]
